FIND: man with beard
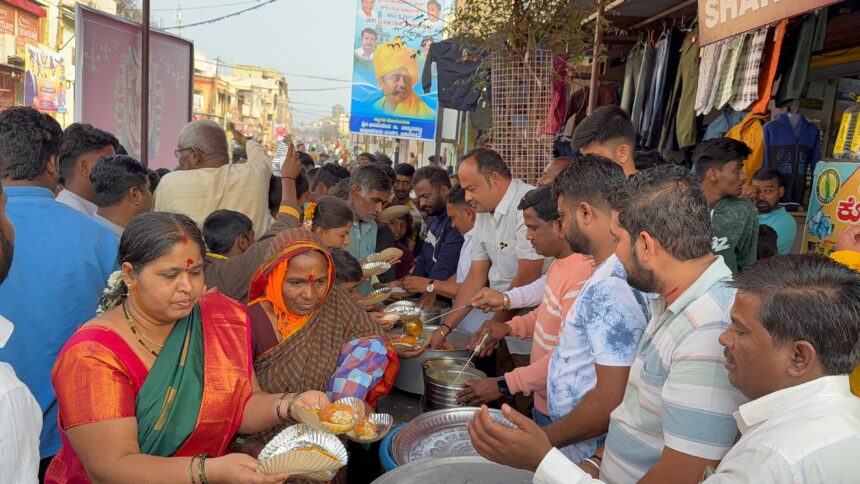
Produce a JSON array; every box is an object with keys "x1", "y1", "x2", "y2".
[
  {"x1": 694, "y1": 137, "x2": 758, "y2": 275},
  {"x1": 402, "y1": 165, "x2": 463, "y2": 307},
  {"x1": 468, "y1": 164, "x2": 746, "y2": 483},
  {"x1": 747, "y1": 168, "x2": 796, "y2": 255},
  {"x1": 346, "y1": 164, "x2": 397, "y2": 294},
  {"x1": 0, "y1": 180, "x2": 42, "y2": 482},
  {"x1": 390, "y1": 163, "x2": 423, "y2": 226}
]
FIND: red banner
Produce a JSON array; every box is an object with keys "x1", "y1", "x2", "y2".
[
  {"x1": 16, "y1": 12, "x2": 39, "y2": 44},
  {"x1": 0, "y1": 4, "x2": 14, "y2": 35}
]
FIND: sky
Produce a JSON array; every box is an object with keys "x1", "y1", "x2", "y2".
[{"x1": 149, "y1": 0, "x2": 356, "y2": 125}]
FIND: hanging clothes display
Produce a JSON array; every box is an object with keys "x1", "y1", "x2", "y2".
[
  {"x1": 660, "y1": 28, "x2": 700, "y2": 151},
  {"x1": 630, "y1": 44, "x2": 656, "y2": 138},
  {"x1": 728, "y1": 26, "x2": 769, "y2": 112},
  {"x1": 695, "y1": 40, "x2": 724, "y2": 116},
  {"x1": 750, "y1": 20, "x2": 788, "y2": 115},
  {"x1": 774, "y1": 10, "x2": 828, "y2": 107},
  {"x1": 763, "y1": 112, "x2": 821, "y2": 205},
  {"x1": 727, "y1": 111, "x2": 771, "y2": 183},
  {"x1": 705, "y1": 108, "x2": 749, "y2": 141},
  {"x1": 421, "y1": 39, "x2": 486, "y2": 111},
  {"x1": 713, "y1": 33, "x2": 749, "y2": 111},
  {"x1": 620, "y1": 47, "x2": 643, "y2": 114},
  {"x1": 644, "y1": 28, "x2": 683, "y2": 149}
]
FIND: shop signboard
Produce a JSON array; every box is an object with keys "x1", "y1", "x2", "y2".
[
  {"x1": 23, "y1": 44, "x2": 67, "y2": 112},
  {"x1": 16, "y1": 10, "x2": 39, "y2": 46},
  {"x1": 0, "y1": 4, "x2": 14, "y2": 35},
  {"x1": 698, "y1": 0, "x2": 840, "y2": 46},
  {"x1": 803, "y1": 160, "x2": 860, "y2": 255},
  {"x1": 349, "y1": 0, "x2": 450, "y2": 141},
  {"x1": 75, "y1": 5, "x2": 192, "y2": 169}
]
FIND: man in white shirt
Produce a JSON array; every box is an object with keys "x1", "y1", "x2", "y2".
[
  {"x1": 154, "y1": 121, "x2": 272, "y2": 234},
  {"x1": 56, "y1": 123, "x2": 117, "y2": 217},
  {"x1": 0, "y1": 180, "x2": 41, "y2": 483},
  {"x1": 91, "y1": 154, "x2": 153, "y2": 239},
  {"x1": 355, "y1": 28, "x2": 378, "y2": 61},
  {"x1": 431, "y1": 148, "x2": 545, "y2": 411},
  {"x1": 469, "y1": 253, "x2": 860, "y2": 483}
]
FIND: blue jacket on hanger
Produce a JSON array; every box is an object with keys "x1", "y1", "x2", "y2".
[{"x1": 763, "y1": 112, "x2": 820, "y2": 206}]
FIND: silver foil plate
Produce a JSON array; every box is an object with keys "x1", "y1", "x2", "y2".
[
  {"x1": 258, "y1": 424, "x2": 348, "y2": 464},
  {"x1": 372, "y1": 456, "x2": 533, "y2": 483},
  {"x1": 391, "y1": 407, "x2": 516, "y2": 465}
]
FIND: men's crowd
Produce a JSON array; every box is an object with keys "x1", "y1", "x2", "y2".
[{"x1": 0, "y1": 103, "x2": 857, "y2": 483}]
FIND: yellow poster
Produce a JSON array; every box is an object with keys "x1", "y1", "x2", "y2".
[{"x1": 803, "y1": 161, "x2": 860, "y2": 255}]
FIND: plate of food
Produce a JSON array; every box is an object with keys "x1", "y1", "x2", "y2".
[
  {"x1": 346, "y1": 412, "x2": 394, "y2": 444},
  {"x1": 367, "y1": 247, "x2": 404, "y2": 263},
  {"x1": 295, "y1": 397, "x2": 366, "y2": 435},
  {"x1": 362, "y1": 262, "x2": 391, "y2": 277}
]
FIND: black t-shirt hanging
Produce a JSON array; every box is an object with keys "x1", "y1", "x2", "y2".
[{"x1": 421, "y1": 39, "x2": 486, "y2": 112}]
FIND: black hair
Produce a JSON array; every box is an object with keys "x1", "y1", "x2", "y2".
[
  {"x1": 462, "y1": 148, "x2": 512, "y2": 179},
  {"x1": 518, "y1": 185, "x2": 559, "y2": 221},
  {"x1": 155, "y1": 168, "x2": 171, "y2": 178},
  {"x1": 446, "y1": 183, "x2": 467, "y2": 207},
  {"x1": 313, "y1": 163, "x2": 350, "y2": 190},
  {"x1": 752, "y1": 167, "x2": 786, "y2": 187},
  {"x1": 395, "y1": 163, "x2": 416, "y2": 178},
  {"x1": 375, "y1": 152, "x2": 394, "y2": 166},
  {"x1": 571, "y1": 105, "x2": 635, "y2": 151},
  {"x1": 413, "y1": 165, "x2": 451, "y2": 189},
  {"x1": 609, "y1": 164, "x2": 713, "y2": 261},
  {"x1": 269, "y1": 175, "x2": 282, "y2": 215},
  {"x1": 361, "y1": 27, "x2": 378, "y2": 38},
  {"x1": 232, "y1": 148, "x2": 247, "y2": 163},
  {"x1": 202, "y1": 209, "x2": 253, "y2": 256},
  {"x1": 58, "y1": 123, "x2": 119, "y2": 181},
  {"x1": 306, "y1": 167, "x2": 320, "y2": 181},
  {"x1": 731, "y1": 255, "x2": 860, "y2": 375},
  {"x1": 310, "y1": 196, "x2": 354, "y2": 229},
  {"x1": 357, "y1": 152, "x2": 378, "y2": 164},
  {"x1": 91, "y1": 155, "x2": 150, "y2": 207},
  {"x1": 296, "y1": 172, "x2": 309, "y2": 200},
  {"x1": 692, "y1": 137, "x2": 752, "y2": 181},
  {"x1": 374, "y1": 162, "x2": 395, "y2": 185},
  {"x1": 0, "y1": 106, "x2": 64, "y2": 181},
  {"x1": 330, "y1": 248, "x2": 363, "y2": 284},
  {"x1": 100, "y1": 212, "x2": 205, "y2": 310},
  {"x1": 757, "y1": 225, "x2": 779, "y2": 260},
  {"x1": 334, "y1": 178, "x2": 351, "y2": 200},
  {"x1": 147, "y1": 170, "x2": 161, "y2": 193},
  {"x1": 0, "y1": 179, "x2": 11, "y2": 285},
  {"x1": 350, "y1": 164, "x2": 392, "y2": 193},
  {"x1": 298, "y1": 152, "x2": 315, "y2": 169},
  {"x1": 551, "y1": 154, "x2": 624, "y2": 212},
  {"x1": 115, "y1": 144, "x2": 129, "y2": 155}
]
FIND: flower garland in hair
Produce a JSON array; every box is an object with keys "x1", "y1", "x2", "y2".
[
  {"x1": 302, "y1": 202, "x2": 317, "y2": 231},
  {"x1": 97, "y1": 271, "x2": 126, "y2": 315}
]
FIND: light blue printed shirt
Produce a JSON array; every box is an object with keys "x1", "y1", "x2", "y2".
[{"x1": 547, "y1": 254, "x2": 650, "y2": 463}]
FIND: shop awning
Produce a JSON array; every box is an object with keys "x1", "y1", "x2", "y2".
[{"x1": 3, "y1": 0, "x2": 47, "y2": 17}]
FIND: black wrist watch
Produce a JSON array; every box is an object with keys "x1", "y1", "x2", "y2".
[{"x1": 497, "y1": 377, "x2": 512, "y2": 398}]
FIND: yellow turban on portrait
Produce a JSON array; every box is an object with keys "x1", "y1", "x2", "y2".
[{"x1": 373, "y1": 37, "x2": 419, "y2": 86}]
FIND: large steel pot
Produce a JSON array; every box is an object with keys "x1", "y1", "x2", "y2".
[
  {"x1": 390, "y1": 324, "x2": 472, "y2": 394},
  {"x1": 422, "y1": 363, "x2": 486, "y2": 410}
]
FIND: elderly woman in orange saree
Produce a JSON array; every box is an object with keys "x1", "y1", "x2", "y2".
[
  {"x1": 46, "y1": 213, "x2": 328, "y2": 484},
  {"x1": 235, "y1": 229, "x2": 398, "y2": 453}
]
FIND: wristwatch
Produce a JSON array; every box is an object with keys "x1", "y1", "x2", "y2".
[
  {"x1": 426, "y1": 280, "x2": 435, "y2": 293},
  {"x1": 497, "y1": 377, "x2": 512, "y2": 398}
]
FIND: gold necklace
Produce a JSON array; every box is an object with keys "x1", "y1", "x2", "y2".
[{"x1": 123, "y1": 302, "x2": 163, "y2": 357}]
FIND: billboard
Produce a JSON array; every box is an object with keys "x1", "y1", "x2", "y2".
[
  {"x1": 75, "y1": 5, "x2": 193, "y2": 169},
  {"x1": 803, "y1": 161, "x2": 860, "y2": 255},
  {"x1": 349, "y1": 0, "x2": 450, "y2": 141},
  {"x1": 24, "y1": 44, "x2": 67, "y2": 113}
]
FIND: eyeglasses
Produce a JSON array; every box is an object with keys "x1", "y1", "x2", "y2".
[{"x1": 174, "y1": 147, "x2": 193, "y2": 159}]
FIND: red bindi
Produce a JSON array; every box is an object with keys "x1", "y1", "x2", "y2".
[
  {"x1": 307, "y1": 274, "x2": 316, "y2": 282},
  {"x1": 186, "y1": 258, "x2": 194, "y2": 270}
]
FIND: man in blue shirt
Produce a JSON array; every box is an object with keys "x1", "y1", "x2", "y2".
[
  {"x1": 0, "y1": 107, "x2": 118, "y2": 472},
  {"x1": 402, "y1": 165, "x2": 463, "y2": 307},
  {"x1": 748, "y1": 167, "x2": 796, "y2": 255}
]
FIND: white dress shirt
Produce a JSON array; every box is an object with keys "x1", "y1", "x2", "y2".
[
  {"x1": 0, "y1": 316, "x2": 42, "y2": 484},
  {"x1": 55, "y1": 189, "x2": 97, "y2": 217},
  {"x1": 94, "y1": 213, "x2": 124, "y2": 239},
  {"x1": 457, "y1": 229, "x2": 489, "y2": 334},
  {"x1": 506, "y1": 274, "x2": 548, "y2": 309},
  {"x1": 533, "y1": 375, "x2": 860, "y2": 484}
]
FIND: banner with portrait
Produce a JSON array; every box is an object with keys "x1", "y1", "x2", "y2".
[
  {"x1": 349, "y1": 0, "x2": 450, "y2": 141},
  {"x1": 24, "y1": 44, "x2": 67, "y2": 113}
]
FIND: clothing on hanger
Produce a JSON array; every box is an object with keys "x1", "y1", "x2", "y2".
[
  {"x1": 729, "y1": 26, "x2": 769, "y2": 111},
  {"x1": 763, "y1": 112, "x2": 821, "y2": 205},
  {"x1": 660, "y1": 28, "x2": 700, "y2": 151},
  {"x1": 421, "y1": 39, "x2": 486, "y2": 111}
]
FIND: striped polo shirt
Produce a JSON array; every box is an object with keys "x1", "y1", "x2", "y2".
[{"x1": 601, "y1": 256, "x2": 748, "y2": 483}]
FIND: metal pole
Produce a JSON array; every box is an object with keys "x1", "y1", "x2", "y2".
[
  {"x1": 587, "y1": 1, "x2": 604, "y2": 115},
  {"x1": 141, "y1": 0, "x2": 150, "y2": 165}
]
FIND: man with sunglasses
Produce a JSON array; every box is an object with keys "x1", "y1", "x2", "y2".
[{"x1": 154, "y1": 120, "x2": 274, "y2": 234}]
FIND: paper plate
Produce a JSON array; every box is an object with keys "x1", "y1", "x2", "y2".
[
  {"x1": 258, "y1": 424, "x2": 347, "y2": 478},
  {"x1": 347, "y1": 413, "x2": 395, "y2": 444},
  {"x1": 295, "y1": 397, "x2": 367, "y2": 435},
  {"x1": 380, "y1": 205, "x2": 410, "y2": 222},
  {"x1": 368, "y1": 247, "x2": 404, "y2": 263},
  {"x1": 358, "y1": 291, "x2": 389, "y2": 307},
  {"x1": 379, "y1": 312, "x2": 402, "y2": 322},
  {"x1": 362, "y1": 261, "x2": 391, "y2": 277},
  {"x1": 384, "y1": 300, "x2": 420, "y2": 317}
]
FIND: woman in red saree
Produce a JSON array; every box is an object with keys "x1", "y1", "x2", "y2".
[{"x1": 46, "y1": 213, "x2": 328, "y2": 484}]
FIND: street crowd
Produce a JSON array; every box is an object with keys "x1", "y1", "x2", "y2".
[{"x1": 0, "y1": 104, "x2": 858, "y2": 484}]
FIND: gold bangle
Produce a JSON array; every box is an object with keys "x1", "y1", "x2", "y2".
[
  {"x1": 276, "y1": 392, "x2": 291, "y2": 423},
  {"x1": 196, "y1": 453, "x2": 210, "y2": 484},
  {"x1": 287, "y1": 392, "x2": 300, "y2": 421},
  {"x1": 188, "y1": 456, "x2": 197, "y2": 484}
]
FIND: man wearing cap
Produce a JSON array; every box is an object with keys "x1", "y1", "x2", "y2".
[{"x1": 373, "y1": 39, "x2": 434, "y2": 119}]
